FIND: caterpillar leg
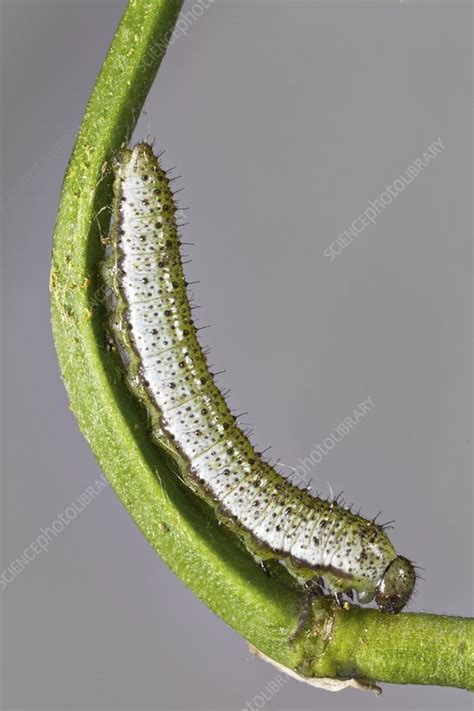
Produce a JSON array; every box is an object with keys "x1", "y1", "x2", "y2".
[
  {"x1": 257, "y1": 558, "x2": 279, "y2": 577},
  {"x1": 289, "y1": 578, "x2": 325, "y2": 644},
  {"x1": 252, "y1": 556, "x2": 301, "y2": 591}
]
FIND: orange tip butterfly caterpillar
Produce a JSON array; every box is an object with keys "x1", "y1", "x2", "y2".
[{"x1": 101, "y1": 143, "x2": 416, "y2": 614}]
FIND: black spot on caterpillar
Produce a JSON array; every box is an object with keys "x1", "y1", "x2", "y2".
[{"x1": 101, "y1": 143, "x2": 416, "y2": 613}]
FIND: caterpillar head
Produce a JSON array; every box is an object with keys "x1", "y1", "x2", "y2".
[{"x1": 375, "y1": 556, "x2": 416, "y2": 613}]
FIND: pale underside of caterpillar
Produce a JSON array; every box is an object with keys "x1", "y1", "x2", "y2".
[{"x1": 102, "y1": 143, "x2": 416, "y2": 613}]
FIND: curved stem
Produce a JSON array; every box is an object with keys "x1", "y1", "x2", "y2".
[{"x1": 50, "y1": 0, "x2": 473, "y2": 693}]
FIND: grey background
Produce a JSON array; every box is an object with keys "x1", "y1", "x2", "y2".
[{"x1": 1, "y1": 0, "x2": 472, "y2": 709}]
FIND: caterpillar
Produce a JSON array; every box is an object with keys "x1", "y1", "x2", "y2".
[{"x1": 101, "y1": 142, "x2": 416, "y2": 614}]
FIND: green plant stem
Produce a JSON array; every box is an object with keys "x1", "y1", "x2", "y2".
[
  {"x1": 315, "y1": 603, "x2": 473, "y2": 689},
  {"x1": 50, "y1": 0, "x2": 473, "y2": 692}
]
